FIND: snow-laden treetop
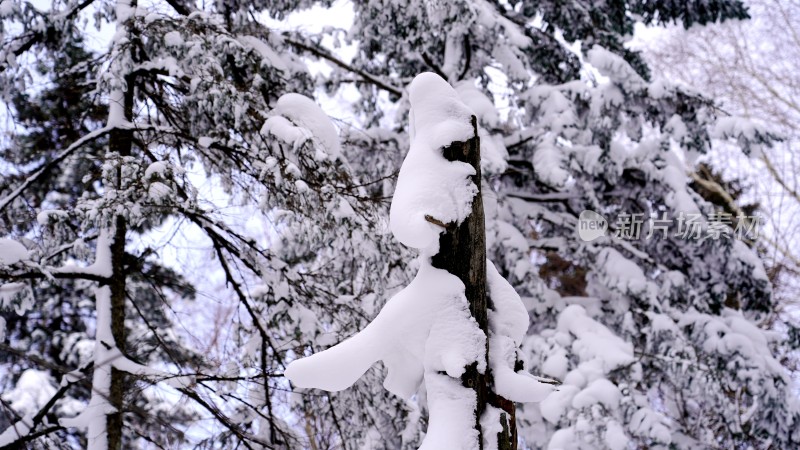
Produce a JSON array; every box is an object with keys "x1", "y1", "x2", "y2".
[
  {"x1": 390, "y1": 72, "x2": 479, "y2": 250},
  {"x1": 286, "y1": 72, "x2": 486, "y2": 399}
]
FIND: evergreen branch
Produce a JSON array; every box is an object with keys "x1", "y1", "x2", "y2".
[
  {"x1": 341, "y1": 170, "x2": 399, "y2": 189},
  {"x1": 0, "y1": 343, "x2": 213, "y2": 447},
  {"x1": 0, "y1": 425, "x2": 65, "y2": 450},
  {"x1": 0, "y1": 343, "x2": 76, "y2": 375},
  {"x1": 0, "y1": 269, "x2": 109, "y2": 283},
  {"x1": 283, "y1": 36, "x2": 402, "y2": 96},
  {"x1": 505, "y1": 191, "x2": 579, "y2": 202},
  {"x1": 0, "y1": 0, "x2": 98, "y2": 74},
  {"x1": 504, "y1": 134, "x2": 535, "y2": 150},
  {"x1": 40, "y1": 233, "x2": 100, "y2": 264},
  {"x1": 0, "y1": 125, "x2": 112, "y2": 212}
]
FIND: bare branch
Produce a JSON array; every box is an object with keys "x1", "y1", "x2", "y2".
[{"x1": 284, "y1": 36, "x2": 402, "y2": 97}]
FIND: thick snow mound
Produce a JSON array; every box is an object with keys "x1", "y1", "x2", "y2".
[
  {"x1": 419, "y1": 373, "x2": 480, "y2": 450},
  {"x1": 0, "y1": 238, "x2": 29, "y2": 265},
  {"x1": 487, "y1": 260, "x2": 554, "y2": 402},
  {"x1": 1, "y1": 369, "x2": 56, "y2": 416},
  {"x1": 285, "y1": 260, "x2": 485, "y2": 398},
  {"x1": 262, "y1": 93, "x2": 341, "y2": 161},
  {"x1": 487, "y1": 260, "x2": 529, "y2": 343},
  {"x1": 557, "y1": 305, "x2": 635, "y2": 371},
  {"x1": 390, "y1": 73, "x2": 478, "y2": 249}
]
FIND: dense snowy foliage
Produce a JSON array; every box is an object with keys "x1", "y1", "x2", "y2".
[{"x1": 0, "y1": 0, "x2": 798, "y2": 449}]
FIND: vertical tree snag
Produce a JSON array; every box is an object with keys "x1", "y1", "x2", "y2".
[
  {"x1": 106, "y1": 73, "x2": 135, "y2": 450},
  {"x1": 283, "y1": 74, "x2": 534, "y2": 449},
  {"x1": 430, "y1": 115, "x2": 516, "y2": 450}
]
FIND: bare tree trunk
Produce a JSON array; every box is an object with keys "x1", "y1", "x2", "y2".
[{"x1": 430, "y1": 115, "x2": 516, "y2": 450}]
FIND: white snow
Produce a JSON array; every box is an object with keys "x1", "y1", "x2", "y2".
[
  {"x1": 587, "y1": 46, "x2": 647, "y2": 93},
  {"x1": 487, "y1": 260, "x2": 528, "y2": 343},
  {"x1": 498, "y1": 228, "x2": 530, "y2": 265},
  {"x1": 285, "y1": 73, "x2": 554, "y2": 450},
  {"x1": 56, "y1": 229, "x2": 113, "y2": 278},
  {"x1": 106, "y1": 89, "x2": 127, "y2": 129},
  {"x1": 0, "y1": 282, "x2": 26, "y2": 311},
  {"x1": 479, "y1": 131, "x2": 510, "y2": 174},
  {"x1": 441, "y1": 32, "x2": 463, "y2": 80},
  {"x1": 480, "y1": 406, "x2": 503, "y2": 450},
  {"x1": 540, "y1": 385, "x2": 579, "y2": 424},
  {"x1": 285, "y1": 259, "x2": 484, "y2": 398},
  {"x1": 455, "y1": 81, "x2": 499, "y2": 128},
  {"x1": 730, "y1": 239, "x2": 769, "y2": 283},
  {"x1": 596, "y1": 248, "x2": 650, "y2": 297},
  {"x1": 163, "y1": 31, "x2": 183, "y2": 47},
  {"x1": 390, "y1": 72, "x2": 478, "y2": 250},
  {"x1": 0, "y1": 415, "x2": 32, "y2": 447},
  {"x1": 60, "y1": 233, "x2": 176, "y2": 447},
  {"x1": 455, "y1": 81, "x2": 509, "y2": 174},
  {"x1": 711, "y1": 116, "x2": 774, "y2": 156},
  {"x1": 148, "y1": 181, "x2": 172, "y2": 200},
  {"x1": 61, "y1": 286, "x2": 115, "y2": 450},
  {"x1": 486, "y1": 260, "x2": 554, "y2": 402},
  {"x1": 556, "y1": 305, "x2": 635, "y2": 371},
  {"x1": 197, "y1": 136, "x2": 214, "y2": 148},
  {"x1": 0, "y1": 1, "x2": 16, "y2": 17},
  {"x1": 36, "y1": 209, "x2": 69, "y2": 226},
  {"x1": 238, "y1": 35, "x2": 288, "y2": 73},
  {"x1": 657, "y1": 149, "x2": 701, "y2": 214},
  {"x1": 144, "y1": 161, "x2": 168, "y2": 179},
  {"x1": 419, "y1": 373, "x2": 480, "y2": 450},
  {"x1": 532, "y1": 140, "x2": 570, "y2": 188},
  {"x1": 263, "y1": 93, "x2": 342, "y2": 161},
  {"x1": 541, "y1": 348, "x2": 569, "y2": 380},
  {"x1": 534, "y1": 304, "x2": 639, "y2": 444},
  {"x1": 0, "y1": 238, "x2": 29, "y2": 265},
  {"x1": 571, "y1": 378, "x2": 621, "y2": 409},
  {"x1": 262, "y1": 116, "x2": 310, "y2": 149},
  {"x1": 604, "y1": 420, "x2": 629, "y2": 450},
  {"x1": 664, "y1": 114, "x2": 688, "y2": 141},
  {"x1": 1, "y1": 369, "x2": 56, "y2": 416},
  {"x1": 490, "y1": 335, "x2": 552, "y2": 402},
  {"x1": 629, "y1": 407, "x2": 672, "y2": 444},
  {"x1": 492, "y1": 42, "x2": 527, "y2": 80}
]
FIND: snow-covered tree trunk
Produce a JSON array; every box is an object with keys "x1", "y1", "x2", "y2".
[
  {"x1": 92, "y1": 2, "x2": 135, "y2": 449},
  {"x1": 430, "y1": 116, "x2": 515, "y2": 449},
  {"x1": 284, "y1": 73, "x2": 552, "y2": 450},
  {"x1": 105, "y1": 83, "x2": 133, "y2": 450}
]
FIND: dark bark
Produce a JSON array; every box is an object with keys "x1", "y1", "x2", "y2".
[
  {"x1": 105, "y1": 73, "x2": 135, "y2": 450},
  {"x1": 430, "y1": 116, "x2": 516, "y2": 450}
]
